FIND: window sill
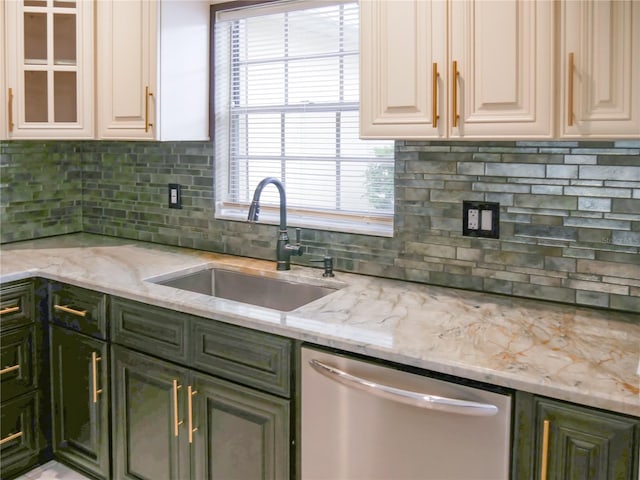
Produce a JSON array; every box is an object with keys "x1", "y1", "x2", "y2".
[{"x1": 216, "y1": 205, "x2": 393, "y2": 238}]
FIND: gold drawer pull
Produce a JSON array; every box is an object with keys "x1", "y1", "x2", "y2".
[
  {"x1": 0, "y1": 364, "x2": 20, "y2": 375},
  {"x1": 188, "y1": 386, "x2": 198, "y2": 444},
  {"x1": 540, "y1": 419, "x2": 550, "y2": 480},
  {"x1": 0, "y1": 431, "x2": 23, "y2": 446},
  {"x1": 145, "y1": 85, "x2": 154, "y2": 133},
  {"x1": 567, "y1": 52, "x2": 574, "y2": 127},
  {"x1": 432, "y1": 62, "x2": 439, "y2": 128},
  {"x1": 54, "y1": 304, "x2": 87, "y2": 317},
  {"x1": 92, "y1": 352, "x2": 103, "y2": 404},
  {"x1": 8, "y1": 88, "x2": 14, "y2": 132},
  {"x1": 173, "y1": 379, "x2": 183, "y2": 437},
  {"x1": 452, "y1": 60, "x2": 460, "y2": 127},
  {"x1": 0, "y1": 306, "x2": 20, "y2": 315}
]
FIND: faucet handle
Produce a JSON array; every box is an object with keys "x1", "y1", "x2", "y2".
[{"x1": 295, "y1": 228, "x2": 301, "y2": 245}]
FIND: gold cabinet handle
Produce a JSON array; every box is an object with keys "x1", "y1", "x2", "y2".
[
  {"x1": 187, "y1": 386, "x2": 198, "y2": 444},
  {"x1": 0, "y1": 431, "x2": 23, "y2": 446},
  {"x1": 92, "y1": 352, "x2": 103, "y2": 404},
  {"x1": 567, "y1": 52, "x2": 574, "y2": 127},
  {"x1": 540, "y1": 419, "x2": 550, "y2": 480},
  {"x1": 0, "y1": 364, "x2": 20, "y2": 375},
  {"x1": 452, "y1": 60, "x2": 460, "y2": 127},
  {"x1": 173, "y1": 379, "x2": 183, "y2": 436},
  {"x1": 0, "y1": 306, "x2": 20, "y2": 315},
  {"x1": 8, "y1": 88, "x2": 14, "y2": 132},
  {"x1": 145, "y1": 86, "x2": 154, "y2": 133},
  {"x1": 54, "y1": 304, "x2": 87, "y2": 317},
  {"x1": 432, "y1": 63, "x2": 439, "y2": 128}
]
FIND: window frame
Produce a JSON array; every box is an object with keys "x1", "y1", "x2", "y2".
[{"x1": 210, "y1": 0, "x2": 394, "y2": 237}]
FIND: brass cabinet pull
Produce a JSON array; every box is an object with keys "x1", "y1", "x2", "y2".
[
  {"x1": 0, "y1": 306, "x2": 20, "y2": 315},
  {"x1": 173, "y1": 379, "x2": 183, "y2": 436},
  {"x1": 0, "y1": 431, "x2": 23, "y2": 446},
  {"x1": 452, "y1": 60, "x2": 460, "y2": 127},
  {"x1": 92, "y1": 352, "x2": 103, "y2": 404},
  {"x1": 432, "y1": 63, "x2": 439, "y2": 128},
  {"x1": 187, "y1": 386, "x2": 198, "y2": 444},
  {"x1": 540, "y1": 419, "x2": 550, "y2": 480},
  {"x1": 145, "y1": 86, "x2": 154, "y2": 133},
  {"x1": 0, "y1": 364, "x2": 20, "y2": 375},
  {"x1": 54, "y1": 304, "x2": 87, "y2": 317},
  {"x1": 568, "y1": 52, "x2": 574, "y2": 127},
  {"x1": 8, "y1": 88, "x2": 14, "y2": 132}
]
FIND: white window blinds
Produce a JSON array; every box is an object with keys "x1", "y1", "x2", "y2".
[{"x1": 214, "y1": 0, "x2": 394, "y2": 236}]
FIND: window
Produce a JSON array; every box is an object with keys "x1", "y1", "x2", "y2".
[{"x1": 214, "y1": 0, "x2": 394, "y2": 236}]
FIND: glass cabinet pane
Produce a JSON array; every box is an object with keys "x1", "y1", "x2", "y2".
[
  {"x1": 25, "y1": 71, "x2": 48, "y2": 122},
  {"x1": 54, "y1": 72, "x2": 77, "y2": 122},
  {"x1": 24, "y1": 12, "x2": 47, "y2": 64},
  {"x1": 54, "y1": 13, "x2": 76, "y2": 64}
]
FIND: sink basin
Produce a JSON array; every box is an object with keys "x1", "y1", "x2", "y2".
[{"x1": 153, "y1": 268, "x2": 337, "y2": 312}]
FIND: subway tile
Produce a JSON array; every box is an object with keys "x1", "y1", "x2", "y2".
[
  {"x1": 485, "y1": 163, "x2": 546, "y2": 177},
  {"x1": 580, "y1": 165, "x2": 640, "y2": 181},
  {"x1": 564, "y1": 186, "x2": 632, "y2": 198},
  {"x1": 547, "y1": 165, "x2": 578, "y2": 179},
  {"x1": 578, "y1": 197, "x2": 611, "y2": 212}
]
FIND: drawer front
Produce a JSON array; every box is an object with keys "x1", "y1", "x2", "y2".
[
  {"x1": 0, "y1": 281, "x2": 34, "y2": 333},
  {"x1": 0, "y1": 391, "x2": 42, "y2": 479},
  {"x1": 1, "y1": 325, "x2": 39, "y2": 403},
  {"x1": 50, "y1": 283, "x2": 108, "y2": 339},
  {"x1": 192, "y1": 318, "x2": 292, "y2": 397},
  {"x1": 111, "y1": 298, "x2": 189, "y2": 364}
]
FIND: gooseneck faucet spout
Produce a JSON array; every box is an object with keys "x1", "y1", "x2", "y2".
[{"x1": 247, "y1": 177, "x2": 304, "y2": 271}]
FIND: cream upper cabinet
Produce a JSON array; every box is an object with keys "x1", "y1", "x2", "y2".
[
  {"x1": 360, "y1": 0, "x2": 446, "y2": 138},
  {"x1": 4, "y1": 0, "x2": 94, "y2": 139},
  {"x1": 360, "y1": 0, "x2": 554, "y2": 140},
  {"x1": 97, "y1": 0, "x2": 210, "y2": 141},
  {"x1": 449, "y1": 0, "x2": 553, "y2": 139},
  {"x1": 1, "y1": 3, "x2": 6, "y2": 139},
  {"x1": 559, "y1": 0, "x2": 640, "y2": 138}
]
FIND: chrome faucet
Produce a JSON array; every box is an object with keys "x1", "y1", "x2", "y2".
[{"x1": 247, "y1": 177, "x2": 304, "y2": 271}]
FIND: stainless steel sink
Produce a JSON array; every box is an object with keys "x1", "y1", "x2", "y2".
[{"x1": 154, "y1": 268, "x2": 337, "y2": 312}]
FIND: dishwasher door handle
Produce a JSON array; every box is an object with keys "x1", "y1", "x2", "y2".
[{"x1": 309, "y1": 359, "x2": 499, "y2": 417}]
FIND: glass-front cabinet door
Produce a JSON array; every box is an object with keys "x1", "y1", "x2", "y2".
[{"x1": 4, "y1": 0, "x2": 93, "y2": 138}]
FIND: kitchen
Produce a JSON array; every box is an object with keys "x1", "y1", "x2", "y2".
[{"x1": 1, "y1": 0, "x2": 639, "y2": 479}]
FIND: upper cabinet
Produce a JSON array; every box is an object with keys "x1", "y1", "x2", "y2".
[
  {"x1": 360, "y1": 0, "x2": 554, "y2": 140},
  {"x1": 559, "y1": 0, "x2": 640, "y2": 138},
  {"x1": 4, "y1": 0, "x2": 94, "y2": 139},
  {"x1": 96, "y1": 0, "x2": 210, "y2": 141}
]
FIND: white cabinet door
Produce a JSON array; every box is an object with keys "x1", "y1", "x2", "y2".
[
  {"x1": 97, "y1": 0, "x2": 157, "y2": 140},
  {"x1": 559, "y1": 0, "x2": 640, "y2": 138},
  {"x1": 4, "y1": 0, "x2": 94, "y2": 139},
  {"x1": 360, "y1": 0, "x2": 553, "y2": 140},
  {"x1": 449, "y1": 0, "x2": 553, "y2": 139},
  {"x1": 359, "y1": 0, "x2": 446, "y2": 139},
  {"x1": 97, "y1": 0, "x2": 209, "y2": 141}
]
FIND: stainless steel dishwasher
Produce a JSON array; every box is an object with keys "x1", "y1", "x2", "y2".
[{"x1": 301, "y1": 346, "x2": 512, "y2": 480}]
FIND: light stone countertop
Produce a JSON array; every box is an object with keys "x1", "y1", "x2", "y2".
[{"x1": 1, "y1": 233, "x2": 638, "y2": 417}]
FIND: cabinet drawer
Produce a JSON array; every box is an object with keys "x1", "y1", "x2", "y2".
[
  {"x1": 50, "y1": 283, "x2": 108, "y2": 339},
  {"x1": 0, "y1": 281, "x2": 34, "y2": 332},
  {"x1": 192, "y1": 318, "x2": 292, "y2": 397},
  {"x1": 0, "y1": 391, "x2": 42, "y2": 479},
  {"x1": 111, "y1": 298, "x2": 189, "y2": 364},
  {"x1": 1, "y1": 325, "x2": 39, "y2": 403}
]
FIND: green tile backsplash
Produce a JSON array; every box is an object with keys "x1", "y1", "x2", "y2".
[{"x1": 1, "y1": 139, "x2": 639, "y2": 313}]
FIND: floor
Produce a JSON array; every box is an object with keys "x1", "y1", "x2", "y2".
[{"x1": 15, "y1": 461, "x2": 91, "y2": 480}]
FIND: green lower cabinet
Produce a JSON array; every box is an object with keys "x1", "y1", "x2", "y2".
[
  {"x1": 191, "y1": 372, "x2": 290, "y2": 480},
  {"x1": 50, "y1": 325, "x2": 110, "y2": 480},
  {"x1": 112, "y1": 345, "x2": 291, "y2": 480},
  {"x1": 513, "y1": 392, "x2": 640, "y2": 480},
  {"x1": 0, "y1": 391, "x2": 42, "y2": 479}
]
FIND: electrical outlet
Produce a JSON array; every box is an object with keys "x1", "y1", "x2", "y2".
[
  {"x1": 463, "y1": 201, "x2": 499, "y2": 238},
  {"x1": 468, "y1": 209, "x2": 479, "y2": 229},
  {"x1": 168, "y1": 184, "x2": 182, "y2": 209}
]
